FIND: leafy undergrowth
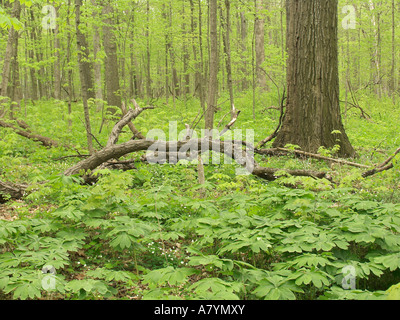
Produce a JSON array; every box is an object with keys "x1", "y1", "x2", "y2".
[
  {"x1": 1, "y1": 94, "x2": 400, "y2": 300},
  {"x1": 0, "y1": 165, "x2": 400, "y2": 300}
]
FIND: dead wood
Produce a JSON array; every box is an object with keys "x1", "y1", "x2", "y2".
[
  {"x1": 0, "y1": 119, "x2": 64, "y2": 148},
  {"x1": 0, "y1": 180, "x2": 28, "y2": 204},
  {"x1": 256, "y1": 88, "x2": 286, "y2": 149},
  {"x1": 121, "y1": 100, "x2": 146, "y2": 140},
  {"x1": 362, "y1": 147, "x2": 400, "y2": 178},
  {"x1": 256, "y1": 147, "x2": 370, "y2": 169}
]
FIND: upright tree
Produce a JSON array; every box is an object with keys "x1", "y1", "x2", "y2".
[
  {"x1": 102, "y1": 2, "x2": 121, "y2": 112},
  {"x1": 0, "y1": 0, "x2": 21, "y2": 102},
  {"x1": 273, "y1": 0, "x2": 355, "y2": 157},
  {"x1": 205, "y1": 0, "x2": 218, "y2": 130},
  {"x1": 254, "y1": 0, "x2": 267, "y2": 91},
  {"x1": 75, "y1": 0, "x2": 94, "y2": 154}
]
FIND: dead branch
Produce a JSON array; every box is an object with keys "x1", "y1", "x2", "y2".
[
  {"x1": 121, "y1": 101, "x2": 146, "y2": 140},
  {"x1": 220, "y1": 110, "x2": 241, "y2": 137},
  {"x1": 256, "y1": 148, "x2": 370, "y2": 169},
  {"x1": 0, "y1": 119, "x2": 63, "y2": 148},
  {"x1": 63, "y1": 138, "x2": 330, "y2": 184},
  {"x1": 252, "y1": 167, "x2": 330, "y2": 182},
  {"x1": 362, "y1": 147, "x2": 400, "y2": 178},
  {"x1": 256, "y1": 88, "x2": 286, "y2": 149}
]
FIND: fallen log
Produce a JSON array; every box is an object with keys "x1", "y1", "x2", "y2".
[
  {"x1": 0, "y1": 180, "x2": 28, "y2": 204},
  {"x1": 63, "y1": 137, "x2": 330, "y2": 183},
  {"x1": 0, "y1": 119, "x2": 63, "y2": 148},
  {"x1": 362, "y1": 147, "x2": 400, "y2": 178},
  {"x1": 256, "y1": 147, "x2": 370, "y2": 169}
]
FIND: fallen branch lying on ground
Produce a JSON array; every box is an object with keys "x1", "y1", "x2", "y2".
[
  {"x1": 0, "y1": 180, "x2": 28, "y2": 204},
  {"x1": 256, "y1": 147, "x2": 370, "y2": 169},
  {"x1": 0, "y1": 119, "x2": 63, "y2": 148},
  {"x1": 362, "y1": 147, "x2": 400, "y2": 178},
  {"x1": 1, "y1": 101, "x2": 399, "y2": 203}
]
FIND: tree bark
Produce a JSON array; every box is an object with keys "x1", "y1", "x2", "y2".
[
  {"x1": 102, "y1": 2, "x2": 121, "y2": 112},
  {"x1": 53, "y1": 5, "x2": 61, "y2": 100},
  {"x1": 74, "y1": 0, "x2": 94, "y2": 101},
  {"x1": 205, "y1": 0, "x2": 218, "y2": 130},
  {"x1": 254, "y1": 0, "x2": 267, "y2": 91},
  {"x1": 91, "y1": 0, "x2": 104, "y2": 113},
  {"x1": 0, "y1": 0, "x2": 21, "y2": 100},
  {"x1": 221, "y1": 0, "x2": 235, "y2": 117},
  {"x1": 0, "y1": 180, "x2": 28, "y2": 204},
  {"x1": 273, "y1": 0, "x2": 355, "y2": 158},
  {"x1": 75, "y1": 0, "x2": 94, "y2": 154}
]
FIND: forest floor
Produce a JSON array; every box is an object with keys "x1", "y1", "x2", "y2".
[{"x1": 0, "y1": 91, "x2": 400, "y2": 300}]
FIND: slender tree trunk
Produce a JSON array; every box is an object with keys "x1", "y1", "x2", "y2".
[
  {"x1": 240, "y1": 11, "x2": 248, "y2": 91},
  {"x1": 220, "y1": 0, "x2": 234, "y2": 116},
  {"x1": 145, "y1": 0, "x2": 152, "y2": 99},
  {"x1": 205, "y1": 0, "x2": 218, "y2": 130},
  {"x1": 75, "y1": 0, "x2": 94, "y2": 101},
  {"x1": 75, "y1": 0, "x2": 94, "y2": 155},
  {"x1": 29, "y1": 10, "x2": 44, "y2": 99},
  {"x1": 102, "y1": 3, "x2": 121, "y2": 112},
  {"x1": 273, "y1": 0, "x2": 355, "y2": 158},
  {"x1": 91, "y1": 0, "x2": 103, "y2": 112},
  {"x1": 53, "y1": 5, "x2": 61, "y2": 100},
  {"x1": 254, "y1": 0, "x2": 267, "y2": 91},
  {"x1": 391, "y1": 0, "x2": 396, "y2": 101},
  {"x1": 198, "y1": 0, "x2": 206, "y2": 114},
  {"x1": 0, "y1": 0, "x2": 21, "y2": 101},
  {"x1": 66, "y1": 0, "x2": 73, "y2": 127},
  {"x1": 182, "y1": 2, "x2": 190, "y2": 97}
]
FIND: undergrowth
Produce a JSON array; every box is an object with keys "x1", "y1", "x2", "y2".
[{"x1": 0, "y1": 91, "x2": 400, "y2": 300}]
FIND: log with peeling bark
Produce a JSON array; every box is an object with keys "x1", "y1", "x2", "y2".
[
  {"x1": 0, "y1": 180, "x2": 28, "y2": 204},
  {"x1": 63, "y1": 138, "x2": 330, "y2": 183}
]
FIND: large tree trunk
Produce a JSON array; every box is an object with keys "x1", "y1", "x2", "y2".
[{"x1": 273, "y1": 0, "x2": 355, "y2": 158}]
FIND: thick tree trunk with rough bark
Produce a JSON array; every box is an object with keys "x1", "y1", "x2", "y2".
[{"x1": 273, "y1": 0, "x2": 355, "y2": 158}]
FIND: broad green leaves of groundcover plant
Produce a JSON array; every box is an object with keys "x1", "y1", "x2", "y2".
[{"x1": 0, "y1": 168, "x2": 400, "y2": 300}]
